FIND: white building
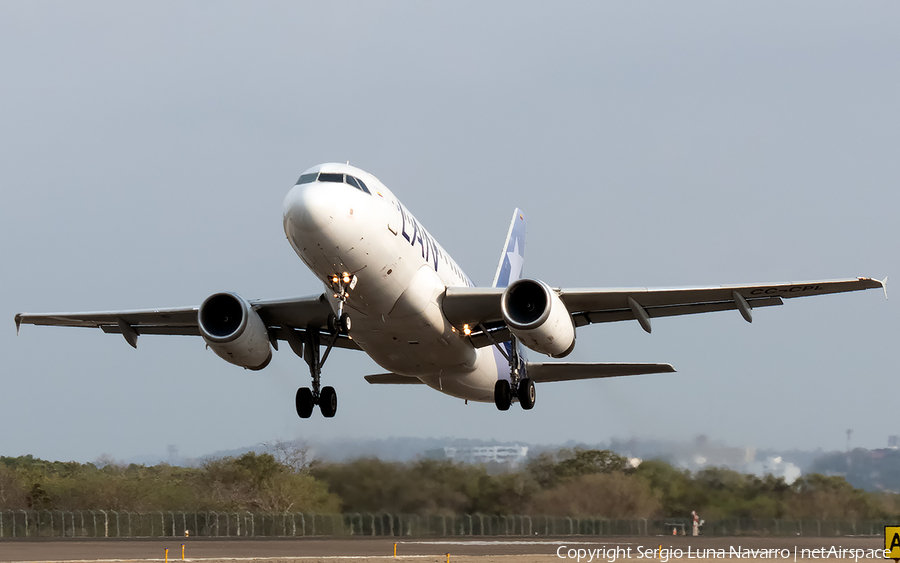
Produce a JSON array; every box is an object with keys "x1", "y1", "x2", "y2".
[{"x1": 444, "y1": 445, "x2": 529, "y2": 465}]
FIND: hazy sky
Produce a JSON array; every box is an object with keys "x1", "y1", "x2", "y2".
[{"x1": 2, "y1": 1, "x2": 897, "y2": 463}]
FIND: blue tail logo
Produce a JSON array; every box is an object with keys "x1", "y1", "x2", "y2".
[{"x1": 492, "y1": 209, "x2": 526, "y2": 288}]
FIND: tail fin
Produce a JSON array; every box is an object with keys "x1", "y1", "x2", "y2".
[{"x1": 492, "y1": 208, "x2": 527, "y2": 288}]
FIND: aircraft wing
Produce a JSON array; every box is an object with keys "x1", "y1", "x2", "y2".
[
  {"x1": 14, "y1": 294, "x2": 361, "y2": 350},
  {"x1": 442, "y1": 277, "x2": 886, "y2": 347},
  {"x1": 526, "y1": 362, "x2": 676, "y2": 382}
]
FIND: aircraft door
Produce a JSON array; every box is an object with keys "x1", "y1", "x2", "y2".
[{"x1": 387, "y1": 200, "x2": 401, "y2": 236}]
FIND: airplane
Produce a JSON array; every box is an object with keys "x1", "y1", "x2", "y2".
[{"x1": 15, "y1": 163, "x2": 887, "y2": 418}]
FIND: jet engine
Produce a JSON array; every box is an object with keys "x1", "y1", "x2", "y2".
[
  {"x1": 198, "y1": 292, "x2": 272, "y2": 370},
  {"x1": 500, "y1": 278, "x2": 575, "y2": 358}
]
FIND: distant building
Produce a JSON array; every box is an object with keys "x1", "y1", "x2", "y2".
[
  {"x1": 444, "y1": 445, "x2": 528, "y2": 465},
  {"x1": 810, "y1": 447, "x2": 900, "y2": 492},
  {"x1": 888, "y1": 435, "x2": 898, "y2": 450}
]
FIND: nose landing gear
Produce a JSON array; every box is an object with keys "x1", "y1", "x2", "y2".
[{"x1": 329, "y1": 273, "x2": 356, "y2": 334}]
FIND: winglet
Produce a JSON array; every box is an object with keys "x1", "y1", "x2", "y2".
[
  {"x1": 14, "y1": 314, "x2": 21, "y2": 335},
  {"x1": 882, "y1": 276, "x2": 889, "y2": 300}
]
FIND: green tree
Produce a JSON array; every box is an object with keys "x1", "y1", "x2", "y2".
[
  {"x1": 527, "y1": 449, "x2": 627, "y2": 489},
  {"x1": 0, "y1": 463, "x2": 27, "y2": 509},
  {"x1": 787, "y1": 473, "x2": 873, "y2": 521},
  {"x1": 532, "y1": 472, "x2": 660, "y2": 517},
  {"x1": 557, "y1": 449, "x2": 627, "y2": 477},
  {"x1": 201, "y1": 452, "x2": 337, "y2": 513}
]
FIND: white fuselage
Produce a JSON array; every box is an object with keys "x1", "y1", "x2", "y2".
[{"x1": 282, "y1": 163, "x2": 505, "y2": 402}]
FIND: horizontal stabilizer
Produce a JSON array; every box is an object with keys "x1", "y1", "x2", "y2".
[
  {"x1": 364, "y1": 373, "x2": 424, "y2": 384},
  {"x1": 526, "y1": 362, "x2": 676, "y2": 383}
]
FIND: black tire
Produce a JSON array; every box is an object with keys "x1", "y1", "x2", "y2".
[
  {"x1": 320, "y1": 386, "x2": 338, "y2": 418},
  {"x1": 494, "y1": 380, "x2": 511, "y2": 411},
  {"x1": 517, "y1": 378, "x2": 536, "y2": 410},
  {"x1": 327, "y1": 313, "x2": 338, "y2": 333},
  {"x1": 339, "y1": 313, "x2": 351, "y2": 334},
  {"x1": 295, "y1": 387, "x2": 314, "y2": 418}
]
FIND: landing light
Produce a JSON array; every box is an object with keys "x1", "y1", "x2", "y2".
[
  {"x1": 463, "y1": 324, "x2": 471, "y2": 336},
  {"x1": 332, "y1": 276, "x2": 339, "y2": 283},
  {"x1": 343, "y1": 275, "x2": 351, "y2": 283}
]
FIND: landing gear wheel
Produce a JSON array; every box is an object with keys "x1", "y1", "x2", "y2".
[
  {"x1": 517, "y1": 378, "x2": 535, "y2": 410},
  {"x1": 319, "y1": 386, "x2": 337, "y2": 418},
  {"x1": 327, "y1": 314, "x2": 338, "y2": 333},
  {"x1": 494, "y1": 380, "x2": 511, "y2": 411},
  {"x1": 339, "y1": 313, "x2": 351, "y2": 334},
  {"x1": 296, "y1": 387, "x2": 314, "y2": 418}
]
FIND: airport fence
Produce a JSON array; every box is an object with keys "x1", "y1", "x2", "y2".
[{"x1": 0, "y1": 510, "x2": 891, "y2": 539}]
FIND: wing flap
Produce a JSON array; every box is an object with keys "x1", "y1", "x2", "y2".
[
  {"x1": 560, "y1": 278, "x2": 883, "y2": 313},
  {"x1": 526, "y1": 362, "x2": 676, "y2": 382},
  {"x1": 268, "y1": 326, "x2": 360, "y2": 351},
  {"x1": 101, "y1": 325, "x2": 201, "y2": 337},
  {"x1": 579, "y1": 295, "x2": 784, "y2": 325}
]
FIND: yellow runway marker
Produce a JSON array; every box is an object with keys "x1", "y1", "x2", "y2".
[{"x1": 886, "y1": 526, "x2": 900, "y2": 561}]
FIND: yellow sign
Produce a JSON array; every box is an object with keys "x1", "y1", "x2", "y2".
[{"x1": 885, "y1": 526, "x2": 900, "y2": 560}]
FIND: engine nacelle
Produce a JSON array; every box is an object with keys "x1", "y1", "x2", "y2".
[
  {"x1": 198, "y1": 292, "x2": 272, "y2": 370},
  {"x1": 500, "y1": 278, "x2": 575, "y2": 358}
]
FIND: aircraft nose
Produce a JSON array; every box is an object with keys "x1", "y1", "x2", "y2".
[{"x1": 283, "y1": 182, "x2": 336, "y2": 235}]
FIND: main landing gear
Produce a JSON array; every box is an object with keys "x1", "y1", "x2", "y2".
[
  {"x1": 295, "y1": 274, "x2": 354, "y2": 419},
  {"x1": 491, "y1": 334, "x2": 535, "y2": 411}
]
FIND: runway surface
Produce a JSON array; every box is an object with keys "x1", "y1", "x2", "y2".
[{"x1": 0, "y1": 536, "x2": 887, "y2": 562}]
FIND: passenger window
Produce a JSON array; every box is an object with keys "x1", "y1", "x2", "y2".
[
  {"x1": 318, "y1": 173, "x2": 344, "y2": 183},
  {"x1": 356, "y1": 178, "x2": 371, "y2": 194},
  {"x1": 296, "y1": 173, "x2": 318, "y2": 185}
]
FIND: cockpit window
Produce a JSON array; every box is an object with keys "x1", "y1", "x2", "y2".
[
  {"x1": 346, "y1": 175, "x2": 371, "y2": 194},
  {"x1": 355, "y1": 177, "x2": 371, "y2": 194},
  {"x1": 318, "y1": 173, "x2": 344, "y2": 183},
  {"x1": 298, "y1": 171, "x2": 372, "y2": 195},
  {"x1": 296, "y1": 172, "x2": 318, "y2": 185}
]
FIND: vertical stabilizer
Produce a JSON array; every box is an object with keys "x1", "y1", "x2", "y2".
[{"x1": 492, "y1": 209, "x2": 526, "y2": 288}]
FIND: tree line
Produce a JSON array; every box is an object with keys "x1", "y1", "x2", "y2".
[{"x1": 1, "y1": 446, "x2": 897, "y2": 520}]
